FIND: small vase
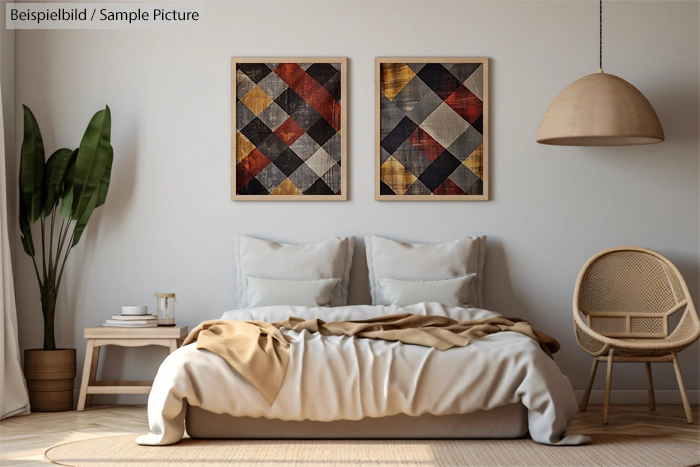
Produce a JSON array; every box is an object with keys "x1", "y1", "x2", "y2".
[{"x1": 24, "y1": 349, "x2": 76, "y2": 412}]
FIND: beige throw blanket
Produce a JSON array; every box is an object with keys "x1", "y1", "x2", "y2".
[{"x1": 183, "y1": 313, "x2": 560, "y2": 406}]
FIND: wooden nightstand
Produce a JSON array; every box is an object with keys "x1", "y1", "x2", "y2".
[{"x1": 77, "y1": 325, "x2": 189, "y2": 411}]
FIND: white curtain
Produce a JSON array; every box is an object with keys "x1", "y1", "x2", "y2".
[{"x1": 0, "y1": 83, "x2": 30, "y2": 419}]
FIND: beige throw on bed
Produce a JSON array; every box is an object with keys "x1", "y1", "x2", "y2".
[{"x1": 183, "y1": 313, "x2": 560, "y2": 406}]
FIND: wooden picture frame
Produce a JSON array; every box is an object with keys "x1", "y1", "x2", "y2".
[
  {"x1": 232, "y1": 57, "x2": 348, "y2": 201},
  {"x1": 375, "y1": 57, "x2": 489, "y2": 201}
]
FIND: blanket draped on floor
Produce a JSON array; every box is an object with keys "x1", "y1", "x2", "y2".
[{"x1": 184, "y1": 314, "x2": 561, "y2": 406}]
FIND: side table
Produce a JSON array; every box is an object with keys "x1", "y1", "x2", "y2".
[{"x1": 77, "y1": 325, "x2": 188, "y2": 411}]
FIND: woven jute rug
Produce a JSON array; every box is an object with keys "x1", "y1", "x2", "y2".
[{"x1": 45, "y1": 434, "x2": 699, "y2": 467}]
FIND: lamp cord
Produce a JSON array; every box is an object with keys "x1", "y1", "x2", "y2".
[{"x1": 600, "y1": 0, "x2": 603, "y2": 69}]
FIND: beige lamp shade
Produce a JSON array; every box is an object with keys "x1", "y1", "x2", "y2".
[{"x1": 536, "y1": 69, "x2": 664, "y2": 146}]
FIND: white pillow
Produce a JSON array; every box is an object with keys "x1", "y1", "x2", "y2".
[
  {"x1": 234, "y1": 236, "x2": 355, "y2": 309},
  {"x1": 365, "y1": 236, "x2": 486, "y2": 308},
  {"x1": 247, "y1": 276, "x2": 341, "y2": 308},
  {"x1": 377, "y1": 274, "x2": 476, "y2": 308}
]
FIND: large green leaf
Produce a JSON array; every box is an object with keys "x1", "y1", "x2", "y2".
[
  {"x1": 19, "y1": 195, "x2": 35, "y2": 257},
  {"x1": 95, "y1": 145, "x2": 113, "y2": 207},
  {"x1": 19, "y1": 105, "x2": 45, "y2": 224},
  {"x1": 41, "y1": 148, "x2": 75, "y2": 218},
  {"x1": 71, "y1": 189, "x2": 99, "y2": 247},
  {"x1": 71, "y1": 106, "x2": 111, "y2": 220},
  {"x1": 60, "y1": 162, "x2": 75, "y2": 220}
]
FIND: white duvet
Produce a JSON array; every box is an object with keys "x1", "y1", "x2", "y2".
[{"x1": 137, "y1": 303, "x2": 589, "y2": 446}]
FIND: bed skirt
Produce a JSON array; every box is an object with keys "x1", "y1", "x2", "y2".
[{"x1": 185, "y1": 403, "x2": 528, "y2": 439}]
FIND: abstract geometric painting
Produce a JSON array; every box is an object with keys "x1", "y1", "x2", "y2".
[
  {"x1": 232, "y1": 58, "x2": 347, "y2": 200},
  {"x1": 376, "y1": 58, "x2": 488, "y2": 200}
]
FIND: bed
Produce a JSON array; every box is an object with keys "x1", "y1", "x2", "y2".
[
  {"x1": 136, "y1": 236, "x2": 588, "y2": 446},
  {"x1": 137, "y1": 303, "x2": 587, "y2": 446},
  {"x1": 184, "y1": 303, "x2": 529, "y2": 440}
]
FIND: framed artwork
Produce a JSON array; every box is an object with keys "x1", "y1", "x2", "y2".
[
  {"x1": 376, "y1": 58, "x2": 488, "y2": 201},
  {"x1": 232, "y1": 58, "x2": 347, "y2": 201}
]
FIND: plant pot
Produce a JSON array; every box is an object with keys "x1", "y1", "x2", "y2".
[{"x1": 24, "y1": 349, "x2": 76, "y2": 412}]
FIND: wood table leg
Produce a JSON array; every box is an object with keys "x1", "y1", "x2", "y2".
[
  {"x1": 77, "y1": 339, "x2": 96, "y2": 411},
  {"x1": 169, "y1": 339, "x2": 179, "y2": 353},
  {"x1": 85, "y1": 345, "x2": 100, "y2": 407}
]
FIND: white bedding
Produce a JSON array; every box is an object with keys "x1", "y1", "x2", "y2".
[{"x1": 136, "y1": 303, "x2": 589, "y2": 446}]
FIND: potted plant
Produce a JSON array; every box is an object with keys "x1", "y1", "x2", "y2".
[{"x1": 19, "y1": 105, "x2": 113, "y2": 411}]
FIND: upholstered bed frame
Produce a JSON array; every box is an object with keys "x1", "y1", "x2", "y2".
[{"x1": 185, "y1": 403, "x2": 528, "y2": 439}]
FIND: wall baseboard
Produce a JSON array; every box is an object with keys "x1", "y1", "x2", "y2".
[
  {"x1": 73, "y1": 389, "x2": 700, "y2": 406},
  {"x1": 72, "y1": 389, "x2": 697, "y2": 409},
  {"x1": 574, "y1": 389, "x2": 699, "y2": 405},
  {"x1": 71, "y1": 388, "x2": 148, "y2": 407}
]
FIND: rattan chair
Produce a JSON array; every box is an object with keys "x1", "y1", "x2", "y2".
[{"x1": 573, "y1": 246, "x2": 700, "y2": 425}]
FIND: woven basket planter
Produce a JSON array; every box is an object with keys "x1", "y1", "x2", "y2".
[{"x1": 24, "y1": 349, "x2": 76, "y2": 412}]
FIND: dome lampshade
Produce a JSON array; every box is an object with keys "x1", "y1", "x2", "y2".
[{"x1": 536, "y1": 69, "x2": 664, "y2": 146}]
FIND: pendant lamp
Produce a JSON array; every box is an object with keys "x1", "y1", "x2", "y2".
[{"x1": 536, "y1": 0, "x2": 664, "y2": 146}]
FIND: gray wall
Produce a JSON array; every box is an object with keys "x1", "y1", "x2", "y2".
[{"x1": 12, "y1": 1, "x2": 699, "y2": 404}]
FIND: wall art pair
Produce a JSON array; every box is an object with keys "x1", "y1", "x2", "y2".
[{"x1": 232, "y1": 57, "x2": 488, "y2": 201}]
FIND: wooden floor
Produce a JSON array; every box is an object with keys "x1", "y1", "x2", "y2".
[{"x1": 0, "y1": 404, "x2": 698, "y2": 466}]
